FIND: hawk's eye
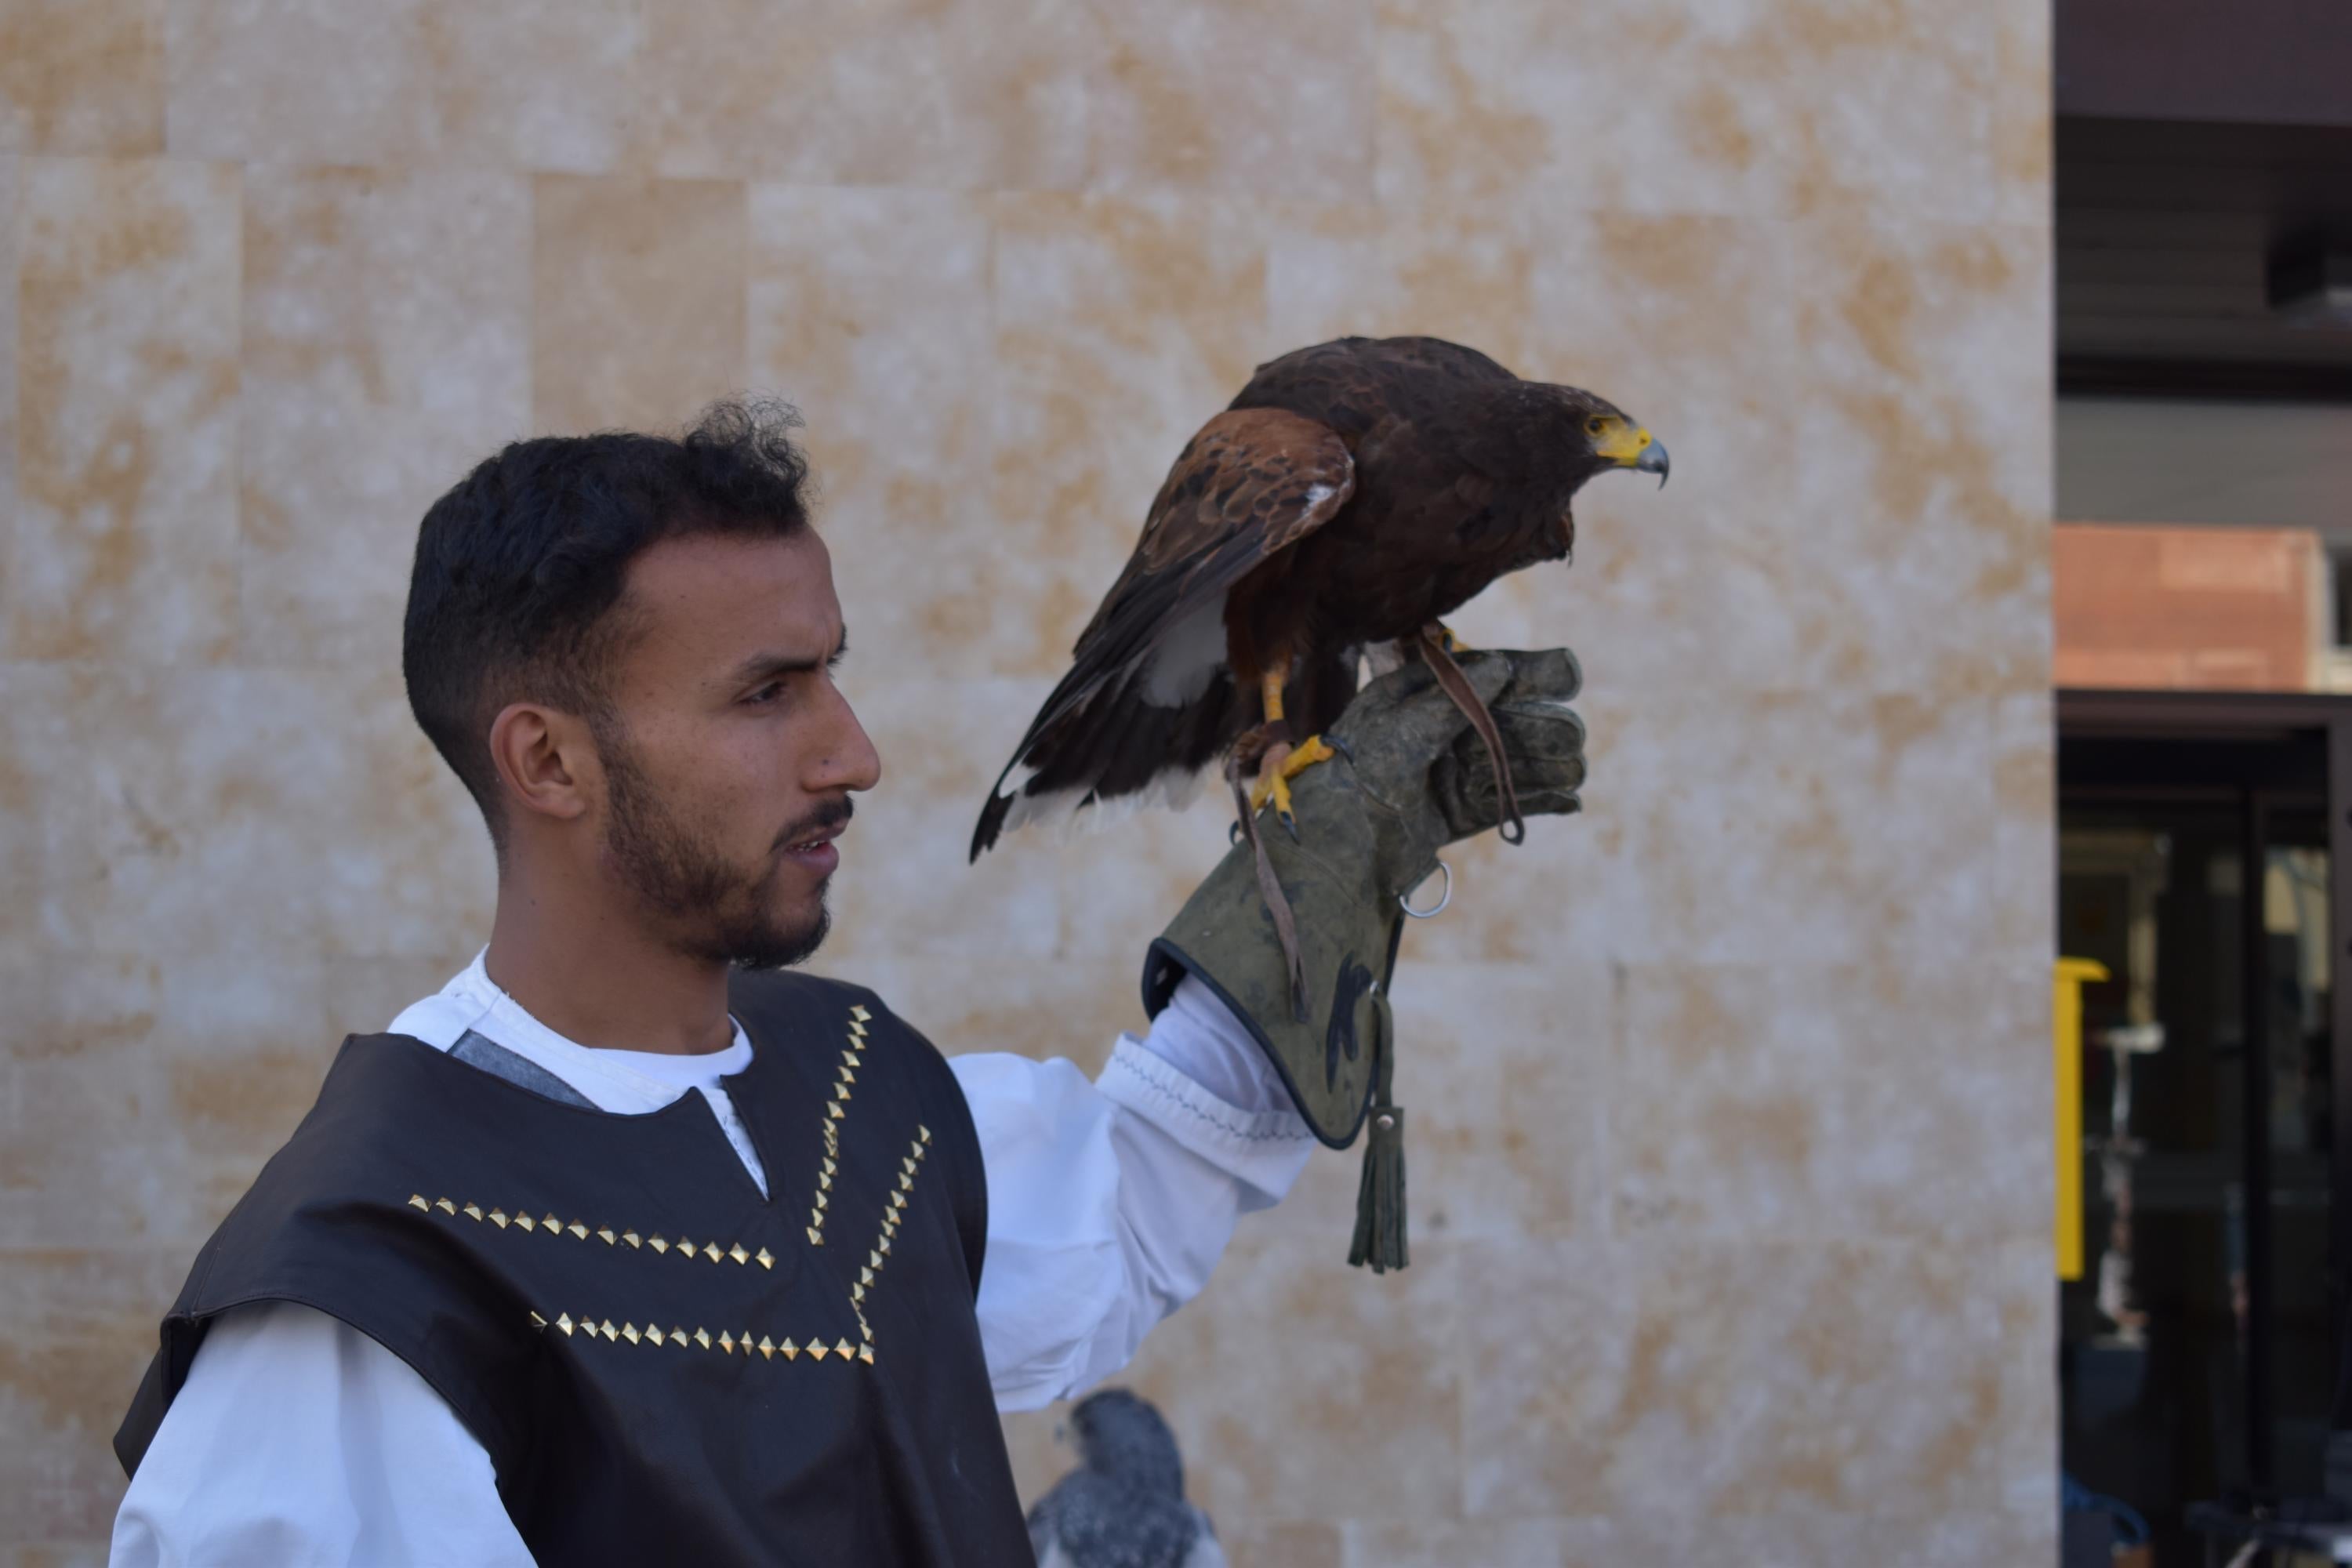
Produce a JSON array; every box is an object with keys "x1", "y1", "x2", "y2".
[{"x1": 1584, "y1": 416, "x2": 1607, "y2": 436}]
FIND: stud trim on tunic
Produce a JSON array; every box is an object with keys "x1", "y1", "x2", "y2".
[{"x1": 401, "y1": 1004, "x2": 923, "y2": 1370}]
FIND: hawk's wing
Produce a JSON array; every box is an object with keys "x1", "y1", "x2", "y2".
[
  {"x1": 1073, "y1": 406, "x2": 1356, "y2": 660},
  {"x1": 971, "y1": 408, "x2": 1355, "y2": 858}
]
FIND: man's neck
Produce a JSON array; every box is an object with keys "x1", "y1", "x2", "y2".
[{"x1": 483, "y1": 870, "x2": 737, "y2": 1057}]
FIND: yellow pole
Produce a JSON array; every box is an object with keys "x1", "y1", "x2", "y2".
[{"x1": 2053, "y1": 958, "x2": 2109, "y2": 1282}]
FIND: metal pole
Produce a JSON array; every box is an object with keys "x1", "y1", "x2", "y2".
[{"x1": 2326, "y1": 717, "x2": 2352, "y2": 1433}]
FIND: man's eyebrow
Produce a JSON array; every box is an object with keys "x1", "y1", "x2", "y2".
[{"x1": 728, "y1": 627, "x2": 848, "y2": 684}]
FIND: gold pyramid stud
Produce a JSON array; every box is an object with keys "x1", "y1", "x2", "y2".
[
  {"x1": 623, "y1": 1231, "x2": 642, "y2": 1248},
  {"x1": 647, "y1": 1325, "x2": 665, "y2": 1346},
  {"x1": 850, "y1": 1005, "x2": 870, "y2": 1022},
  {"x1": 919, "y1": 1125, "x2": 931, "y2": 1144},
  {"x1": 815, "y1": 1190, "x2": 829, "y2": 1210},
  {"x1": 860, "y1": 1322, "x2": 873, "y2": 1341},
  {"x1": 436, "y1": 1197, "x2": 456, "y2": 1214},
  {"x1": 823, "y1": 1157, "x2": 837, "y2": 1175},
  {"x1": 840, "y1": 1068, "x2": 855, "y2": 1085},
  {"x1": 841, "y1": 1048, "x2": 858, "y2": 1066},
  {"x1": 463, "y1": 1203, "x2": 484, "y2": 1221},
  {"x1": 858, "y1": 1344, "x2": 875, "y2": 1364},
  {"x1": 845, "y1": 1051, "x2": 862, "y2": 1068},
  {"x1": 807, "y1": 1226, "x2": 824, "y2": 1246},
  {"x1": 622, "y1": 1323, "x2": 640, "y2": 1344},
  {"x1": 898, "y1": 1173, "x2": 913, "y2": 1192},
  {"x1": 757, "y1": 1335, "x2": 775, "y2": 1360},
  {"x1": 490, "y1": 1208, "x2": 509, "y2": 1227},
  {"x1": 694, "y1": 1327, "x2": 712, "y2": 1349},
  {"x1": 407, "y1": 1194, "x2": 430, "y2": 1211},
  {"x1": 529, "y1": 1310, "x2": 548, "y2": 1329},
  {"x1": 888, "y1": 1192, "x2": 906, "y2": 1210},
  {"x1": 834, "y1": 1083, "x2": 851, "y2": 1102},
  {"x1": 671, "y1": 1327, "x2": 688, "y2": 1347},
  {"x1": 851, "y1": 1284, "x2": 865, "y2": 1304},
  {"x1": 780, "y1": 1338, "x2": 800, "y2": 1361},
  {"x1": 597, "y1": 1227, "x2": 616, "y2": 1245},
  {"x1": 828, "y1": 1103, "x2": 845, "y2": 1122},
  {"x1": 703, "y1": 1242, "x2": 724, "y2": 1263},
  {"x1": 755, "y1": 1247, "x2": 775, "y2": 1269},
  {"x1": 515, "y1": 1213, "x2": 536, "y2": 1232},
  {"x1": 818, "y1": 1172, "x2": 833, "y2": 1192},
  {"x1": 858, "y1": 1266, "x2": 874, "y2": 1287},
  {"x1": 677, "y1": 1236, "x2": 695, "y2": 1256},
  {"x1": 568, "y1": 1221, "x2": 588, "y2": 1239},
  {"x1": 902, "y1": 1158, "x2": 917, "y2": 1176},
  {"x1": 649, "y1": 1236, "x2": 669, "y2": 1254},
  {"x1": 835, "y1": 1338, "x2": 855, "y2": 1358},
  {"x1": 878, "y1": 1236, "x2": 891, "y2": 1255},
  {"x1": 543, "y1": 1213, "x2": 562, "y2": 1232},
  {"x1": 808, "y1": 1341, "x2": 829, "y2": 1362},
  {"x1": 600, "y1": 1319, "x2": 619, "y2": 1341},
  {"x1": 718, "y1": 1331, "x2": 734, "y2": 1353},
  {"x1": 867, "y1": 1250, "x2": 882, "y2": 1270},
  {"x1": 810, "y1": 1208, "x2": 825, "y2": 1229},
  {"x1": 728, "y1": 1243, "x2": 749, "y2": 1265},
  {"x1": 556, "y1": 1312, "x2": 575, "y2": 1336}
]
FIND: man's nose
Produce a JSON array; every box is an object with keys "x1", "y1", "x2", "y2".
[{"x1": 813, "y1": 687, "x2": 882, "y2": 793}]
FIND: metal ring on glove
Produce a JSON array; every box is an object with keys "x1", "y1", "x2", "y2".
[{"x1": 1398, "y1": 860, "x2": 1452, "y2": 920}]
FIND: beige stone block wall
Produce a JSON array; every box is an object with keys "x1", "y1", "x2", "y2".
[{"x1": 0, "y1": 0, "x2": 2054, "y2": 1560}]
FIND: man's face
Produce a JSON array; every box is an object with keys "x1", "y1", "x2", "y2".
[{"x1": 590, "y1": 529, "x2": 880, "y2": 969}]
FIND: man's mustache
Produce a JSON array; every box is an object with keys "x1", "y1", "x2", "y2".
[{"x1": 773, "y1": 796, "x2": 855, "y2": 852}]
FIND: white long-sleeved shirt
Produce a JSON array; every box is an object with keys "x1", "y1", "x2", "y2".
[{"x1": 110, "y1": 954, "x2": 1313, "y2": 1567}]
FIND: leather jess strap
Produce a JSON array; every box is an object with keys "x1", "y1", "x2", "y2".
[{"x1": 1415, "y1": 625, "x2": 1526, "y2": 846}]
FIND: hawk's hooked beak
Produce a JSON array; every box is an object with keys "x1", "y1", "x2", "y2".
[{"x1": 1593, "y1": 422, "x2": 1670, "y2": 488}]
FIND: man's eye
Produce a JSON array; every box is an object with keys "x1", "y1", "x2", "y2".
[{"x1": 746, "y1": 682, "x2": 783, "y2": 706}]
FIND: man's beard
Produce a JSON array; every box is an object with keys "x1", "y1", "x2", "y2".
[{"x1": 596, "y1": 718, "x2": 844, "y2": 971}]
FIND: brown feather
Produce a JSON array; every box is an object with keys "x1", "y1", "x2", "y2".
[{"x1": 969, "y1": 408, "x2": 1352, "y2": 858}]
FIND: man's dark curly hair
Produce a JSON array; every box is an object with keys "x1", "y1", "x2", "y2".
[{"x1": 401, "y1": 398, "x2": 815, "y2": 842}]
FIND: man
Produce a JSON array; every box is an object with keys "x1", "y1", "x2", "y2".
[{"x1": 108, "y1": 402, "x2": 1584, "y2": 1565}]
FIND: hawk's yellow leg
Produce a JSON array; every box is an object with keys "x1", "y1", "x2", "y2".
[{"x1": 1248, "y1": 672, "x2": 1337, "y2": 833}]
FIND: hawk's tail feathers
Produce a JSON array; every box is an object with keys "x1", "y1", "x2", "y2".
[{"x1": 969, "y1": 668, "x2": 1243, "y2": 861}]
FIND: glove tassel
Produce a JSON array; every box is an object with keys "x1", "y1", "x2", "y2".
[
  {"x1": 1348, "y1": 1103, "x2": 1408, "y2": 1273},
  {"x1": 1348, "y1": 995, "x2": 1407, "y2": 1272}
]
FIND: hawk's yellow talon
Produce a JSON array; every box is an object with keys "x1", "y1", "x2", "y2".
[
  {"x1": 1282, "y1": 735, "x2": 1336, "y2": 778},
  {"x1": 1249, "y1": 735, "x2": 1337, "y2": 821}
]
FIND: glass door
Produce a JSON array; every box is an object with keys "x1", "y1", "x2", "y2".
[{"x1": 2057, "y1": 783, "x2": 2336, "y2": 1560}]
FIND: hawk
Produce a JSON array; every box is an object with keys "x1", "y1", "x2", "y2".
[{"x1": 971, "y1": 335, "x2": 1666, "y2": 858}]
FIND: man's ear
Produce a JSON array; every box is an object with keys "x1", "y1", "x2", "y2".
[{"x1": 487, "y1": 702, "x2": 597, "y2": 826}]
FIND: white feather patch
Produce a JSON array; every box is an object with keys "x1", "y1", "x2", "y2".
[
  {"x1": 1138, "y1": 596, "x2": 1229, "y2": 708},
  {"x1": 997, "y1": 764, "x2": 1210, "y2": 842},
  {"x1": 996, "y1": 757, "x2": 1042, "y2": 799}
]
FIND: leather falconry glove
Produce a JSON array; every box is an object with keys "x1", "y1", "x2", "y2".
[{"x1": 1142, "y1": 647, "x2": 1587, "y2": 1272}]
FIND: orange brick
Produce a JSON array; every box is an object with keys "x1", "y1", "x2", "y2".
[{"x1": 2053, "y1": 523, "x2": 2323, "y2": 691}]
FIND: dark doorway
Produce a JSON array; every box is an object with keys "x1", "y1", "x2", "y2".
[{"x1": 2059, "y1": 691, "x2": 2352, "y2": 1563}]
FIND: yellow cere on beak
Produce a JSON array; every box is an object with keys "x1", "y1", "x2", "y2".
[
  {"x1": 1591, "y1": 419, "x2": 1652, "y2": 465},
  {"x1": 1592, "y1": 416, "x2": 1670, "y2": 488}
]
